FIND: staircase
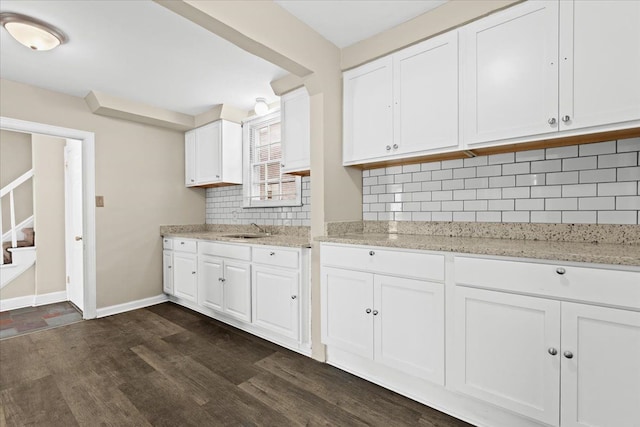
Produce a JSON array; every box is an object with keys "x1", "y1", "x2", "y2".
[{"x1": 1, "y1": 169, "x2": 36, "y2": 288}]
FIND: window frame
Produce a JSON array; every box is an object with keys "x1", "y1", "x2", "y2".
[{"x1": 242, "y1": 110, "x2": 302, "y2": 208}]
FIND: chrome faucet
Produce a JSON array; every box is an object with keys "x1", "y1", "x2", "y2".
[{"x1": 250, "y1": 223, "x2": 268, "y2": 234}]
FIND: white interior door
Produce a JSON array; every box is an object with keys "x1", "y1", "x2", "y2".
[{"x1": 64, "y1": 139, "x2": 84, "y2": 311}]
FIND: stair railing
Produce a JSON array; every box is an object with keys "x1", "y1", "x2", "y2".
[{"x1": 0, "y1": 169, "x2": 34, "y2": 265}]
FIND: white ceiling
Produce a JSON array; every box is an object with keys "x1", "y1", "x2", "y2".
[
  {"x1": 0, "y1": 0, "x2": 447, "y2": 116},
  {"x1": 275, "y1": 0, "x2": 448, "y2": 48}
]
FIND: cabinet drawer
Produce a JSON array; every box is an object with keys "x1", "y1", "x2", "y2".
[
  {"x1": 173, "y1": 239, "x2": 196, "y2": 253},
  {"x1": 321, "y1": 244, "x2": 444, "y2": 281},
  {"x1": 199, "y1": 241, "x2": 251, "y2": 261},
  {"x1": 253, "y1": 247, "x2": 299, "y2": 269},
  {"x1": 162, "y1": 238, "x2": 173, "y2": 250},
  {"x1": 455, "y1": 256, "x2": 640, "y2": 311}
]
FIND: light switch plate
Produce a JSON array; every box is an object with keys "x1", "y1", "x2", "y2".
[{"x1": 95, "y1": 196, "x2": 104, "y2": 207}]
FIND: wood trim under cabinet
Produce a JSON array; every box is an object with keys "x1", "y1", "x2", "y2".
[{"x1": 348, "y1": 127, "x2": 640, "y2": 170}]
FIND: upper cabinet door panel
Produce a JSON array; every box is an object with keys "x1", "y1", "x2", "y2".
[
  {"x1": 281, "y1": 88, "x2": 311, "y2": 174},
  {"x1": 394, "y1": 31, "x2": 459, "y2": 155},
  {"x1": 343, "y1": 56, "x2": 393, "y2": 163},
  {"x1": 559, "y1": 0, "x2": 640, "y2": 131},
  {"x1": 185, "y1": 130, "x2": 196, "y2": 187},
  {"x1": 195, "y1": 121, "x2": 221, "y2": 183},
  {"x1": 462, "y1": 1, "x2": 559, "y2": 145}
]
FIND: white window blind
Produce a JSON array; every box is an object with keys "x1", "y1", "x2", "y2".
[{"x1": 243, "y1": 111, "x2": 301, "y2": 207}]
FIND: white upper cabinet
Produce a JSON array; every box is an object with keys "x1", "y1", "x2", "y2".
[
  {"x1": 343, "y1": 32, "x2": 459, "y2": 165},
  {"x1": 343, "y1": 56, "x2": 394, "y2": 164},
  {"x1": 558, "y1": 0, "x2": 640, "y2": 132},
  {"x1": 462, "y1": 0, "x2": 640, "y2": 147},
  {"x1": 461, "y1": 1, "x2": 559, "y2": 145},
  {"x1": 281, "y1": 87, "x2": 311, "y2": 175},
  {"x1": 185, "y1": 120, "x2": 242, "y2": 187},
  {"x1": 393, "y1": 31, "x2": 459, "y2": 157}
]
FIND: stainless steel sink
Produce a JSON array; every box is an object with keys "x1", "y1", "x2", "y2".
[{"x1": 222, "y1": 233, "x2": 270, "y2": 239}]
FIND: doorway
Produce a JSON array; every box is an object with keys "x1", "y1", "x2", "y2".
[
  {"x1": 0, "y1": 116, "x2": 96, "y2": 319},
  {"x1": 65, "y1": 139, "x2": 83, "y2": 311}
]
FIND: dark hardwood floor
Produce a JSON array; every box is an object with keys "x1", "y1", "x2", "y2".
[{"x1": 0, "y1": 302, "x2": 472, "y2": 426}]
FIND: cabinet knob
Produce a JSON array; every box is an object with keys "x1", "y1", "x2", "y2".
[
  {"x1": 548, "y1": 347, "x2": 557, "y2": 356},
  {"x1": 562, "y1": 115, "x2": 571, "y2": 122},
  {"x1": 191, "y1": 271, "x2": 196, "y2": 275},
  {"x1": 215, "y1": 175, "x2": 220, "y2": 178},
  {"x1": 556, "y1": 267, "x2": 566, "y2": 275},
  {"x1": 563, "y1": 351, "x2": 574, "y2": 359},
  {"x1": 269, "y1": 251, "x2": 276, "y2": 256},
  {"x1": 168, "y1": 266, "x2": 172, "y2": 269},
  {"x1": 219, "y1": 277, "x2": 226, "y2": 282},
  {"x1": 365, "y1": 308, "x2": 372, "y2": 314},
  {"x1": 281, "y1": 163, "x2": 285, "y2": 168},
  {"x1": 548, "y1": 118, "x2": 557, "y2": 125},
  {"x1": 369, "y1": 251, "x2": 375, "y2": 256},
  {"x1": 190, "y1": 179, "x2": 194, "y2": 182},
  {"x1": 393, "y1": 144, "x2": 398, "y2": 149},
  {"x1": 291, "y1": 295, "x2": 297, "y2": 300},
  {"x1": 385, "y1": 145, "x2": 391, "y2": 151},
  {"x1": 372, "y1": 310, "x2": 379, "y2": 316},
  {"x1": 180, "y1": 242, "x2": 185, "y2": 245}
]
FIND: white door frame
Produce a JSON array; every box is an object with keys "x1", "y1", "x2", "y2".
[{"x1": 0, "y1": 116, "x2": 97, "y2": 319}]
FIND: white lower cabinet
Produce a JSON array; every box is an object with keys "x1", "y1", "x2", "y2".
[
  {"x1": 452, "y1": 256, "x2": 640, "y2": 427},
  {"x1": 162, "y1": 250, "x2": 173, "y2": 295},
  {"x1": 173, "y1": 252, "x2": 197, "y2": 303},
  {"x1": 321, "y1": 244, "x2": 445, "y2": 385},
  {"x1": 252, "y1": 265, "x2": 299, "y2": 340},
  {"x1": 198, "y1": 255, "x2": 251, "y2": 323}
]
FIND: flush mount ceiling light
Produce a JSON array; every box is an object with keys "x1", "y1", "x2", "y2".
[
  {"x1": 254, "y1": 97, "x2": 269, "y2": 116},
  {"x1": 0, "y1": 12, "x2": 68, "y2": 51}
]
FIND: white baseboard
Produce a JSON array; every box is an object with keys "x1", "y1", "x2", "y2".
[
  {"x1": 96, "y1": 294, "x2": 168, "y2": 318},
  {"x1": 0, "y1": 290, "x2": 67, "y2": 311}
]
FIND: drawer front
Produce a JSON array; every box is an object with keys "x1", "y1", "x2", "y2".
[
  {"x1": 173, "y1": 239, "x2": 197, "y2": 253},
  {"x1": 162, "y1": 238, "x2": 173, "y2": 250},
  {"x1": 253, "y1": 246, "x2": 299, "y2": 269},
  {"x1": 321, "y1": 244, "x2": 445, "y2": 281},
  {"x1": 198, "y1": 241, "x2": 251, "y2": 261},
  {"x1": 455, "y1": 256, "x2": 640, "y2": 311}
]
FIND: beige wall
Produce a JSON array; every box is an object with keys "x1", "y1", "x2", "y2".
[
  {"x1": 32, "y1": 135, "x2": 66, "y2": 296},
  {"x1": 0, "y1": 78, "x2": 205, "y2": 309},
  {"x1": 0, "y1": 129, "x2": 33, "y2": 233}
]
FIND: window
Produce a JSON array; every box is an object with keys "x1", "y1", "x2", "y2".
[{"x1": 243, "y1": 111, "x2": 301, "y2": 207}]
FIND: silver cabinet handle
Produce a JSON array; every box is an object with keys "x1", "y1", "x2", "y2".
[
  {"x1": 180, "y1": 242, "x2": 185, "y2": 245},
  {"x1": 556, "y1": 267, "x2": 566, "y2": 275},
  {"x1": 269, "y1": 251, "x2": 276, "y2": 256},
  {"x1": 215, "y1": 175, "x2": 220, "y2": 178},
  {"x1": 548, "y1": 118, "x2": 557, "y2": 125},
  {"x1": 548, "y1": 347, "x2": 558, "y2": 356},
  {"x1": 369, "y1": 251, "x2": 375, "y2": 256},
  {"x1": 372, "y1": 310, "x2": 379, "y2": 316},
  {"x1": 192, "y1": 271, "x2": 196, "y2": 275},
  {"x1": 281, "y1": 163, "x2": 285, "y2": 167},
  {"x1": 291, "y1": 295, "x2": 297, "y2": 300},
  {"x1": 365, "y1": 308, "x2": 372, "y2": 314},
  {"x1": 385, "y1": 145, "x2": 391, "y2": 151},
  {"x1": 564, "y1": 351, "x2": 574, "y2": 359},
  {"x1": 393, "y1": 144, "x2": 398, "y2": 149},
  {"x1": 168, "y1": 266, "x2": 172, "y2": 269},
  {"x1": 219, "y1": 277, "x2": 226, "y2": 282},
  {"x1": 562, "y1": 115, "x2": 571, "y2": 122},
  {"x1": 190, "y1": 179, "x2": 194, "y2": 182}
]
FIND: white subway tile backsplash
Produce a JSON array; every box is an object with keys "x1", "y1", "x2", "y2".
[
  {"x1": 598, "y1": 152, "x2": 637, "y2": 168},
  {"x1": 563, "y1": 156, "x2": 597, "y2": 171},
  {"x1": 579, "y1": 141, "x2": 616, "y2": 156},
  {"x1": 361, "y1": 138, "x2": 639, "y2": 225}
]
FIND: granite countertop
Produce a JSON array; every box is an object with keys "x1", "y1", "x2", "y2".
[
  {"x1": 160, "y1": 224, "x2": 311, "y2": 249},
  {"x1": 317, "y1": 224, "x2": 640, "y2": 267}
]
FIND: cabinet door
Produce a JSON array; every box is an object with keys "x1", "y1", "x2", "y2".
[
  {"x1": 321, "y1": 267, "x2": 374, "y2": 358},
  {"x1": 185, "y1": 130, "x2": 196, "y2": 187},
  {"x1": 198, "y1": 255, "x2": 224, "y2": 312},
  {"x1": 451, "y1": 287, "x2": 561, "y2": 426},
  {"x1": 343, "y1": 56, "x2": 393, "y2": 164},
  {"x1": 223, "y1": 260, "x2": 251, "y2": 322},
  {"x1": 173, "y1": 252, "x2": 197, "y2": 303},
  {"x1": 461, "y1": 1, "x2": 559, "y2": 146},
  {"x1": 195, "y1": 121, "x2": 221, "y2": 184},
  {"x1": 252, "y1": 265, "x2": 300, "y2": 340},
  {"x1": 373, "y1": 275, "x2": 444, "y2": 385},
  {"x1": 561, "y1": 302, "x2": 640, "y2": 427},
  {"x1": 281, "y1": 88, "x2": 310, "y2": 174},
  {"x1": 393, "y1": 31, "x2": 458, "y2": 156},
  {"x1": 162, "y1": 250, "x2": 173, "y2": 295},
  {"x1": 559, "y1": 1, "x2": 640, "y2": 131}
]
